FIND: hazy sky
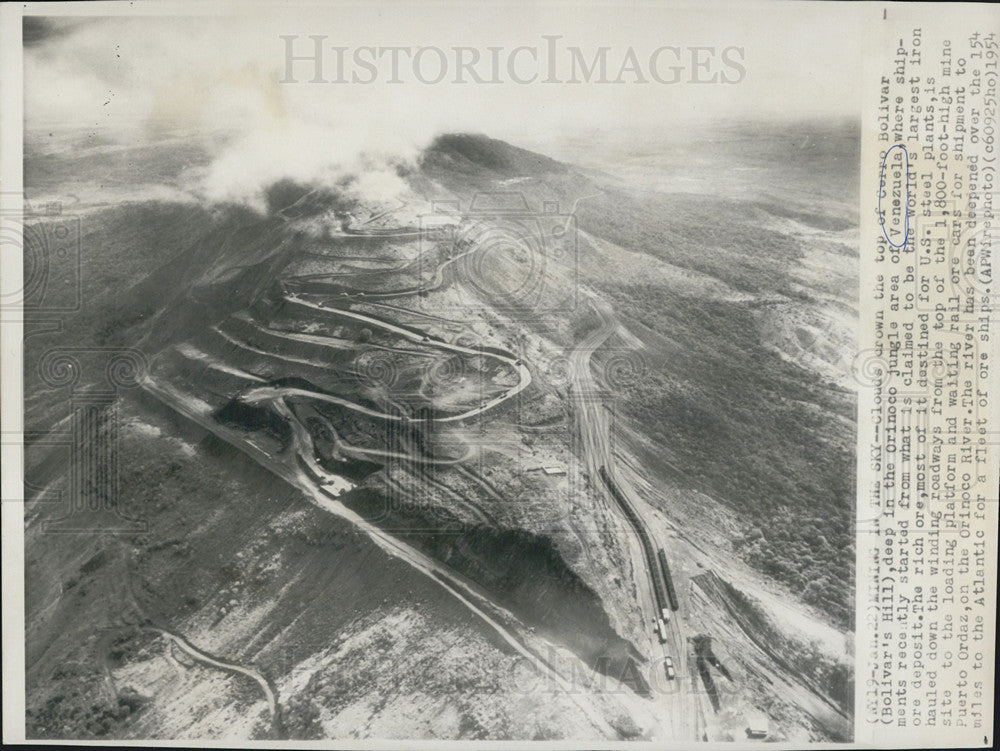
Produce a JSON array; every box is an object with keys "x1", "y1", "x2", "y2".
[{"x1": 23, "y1": 2, "x2": 864, "y2": 207}]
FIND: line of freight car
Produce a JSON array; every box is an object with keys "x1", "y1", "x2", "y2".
[
  {"x1": 598, "y1": 466, "x2": 670, "y2": 615},
  {"x1": 657, "y1": 548, "x2": 679, "y2": 611}
]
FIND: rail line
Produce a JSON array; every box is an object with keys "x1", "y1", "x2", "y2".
[{"x1": 598, "y1": 466, "x2": 673, "y2": 618}]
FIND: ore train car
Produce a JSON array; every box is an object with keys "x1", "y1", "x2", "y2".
[
  {"x1": 598, "y1": 466, "x2": 671, "y2": 616},
  {"x1": 656, "y1": 618, "x2": 668, "y2": 644},
  {"x1": 657, "y1": 548, "x2": 680, "y2": 612}
]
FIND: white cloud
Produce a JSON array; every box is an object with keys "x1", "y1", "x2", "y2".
[{"x1": 23, "y1": 6, "x2": 863, "y2": 209}]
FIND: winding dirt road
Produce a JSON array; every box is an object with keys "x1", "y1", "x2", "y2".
[
  {"x1": 142, "y1": 369, "x2": 618, "y2": 739},
  {"x1": 140, "y1": 208, "x2": 675, "y2": 740}
]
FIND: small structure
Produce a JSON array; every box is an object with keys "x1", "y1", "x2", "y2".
[
  {"x1": 745, "y1": 715, "x2": 769, "y2": 740},
  {"x1": 542, "y1": 465, "x2": 566, "y2": 476}
]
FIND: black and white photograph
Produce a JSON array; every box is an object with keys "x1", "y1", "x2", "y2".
[{"x1": 12, "y1": 1, "x2": 977, "y2": 745}]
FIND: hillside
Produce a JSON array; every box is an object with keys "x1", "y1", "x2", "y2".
[{"x1": 23, "y1": 123, "x2": 857, "y2": 742}]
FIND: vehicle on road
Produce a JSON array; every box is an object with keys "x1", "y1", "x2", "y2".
[
  {"x1": 664, "y1": 656, "x2": 676, "y2": 680},
  {"x1": 656, "y1": 618, "x2": 668, "y2": 644}
]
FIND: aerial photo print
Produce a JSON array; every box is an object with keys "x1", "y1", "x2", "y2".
[{"x1": 19, "y1": 5, "x2": 858, "y2": 743}]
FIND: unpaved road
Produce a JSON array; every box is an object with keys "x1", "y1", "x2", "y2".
[
  {"x1": 141, "y1": 215, "x2": 672, "y2": 740},
  {"x1": 140, "y1": 375, "x2": 619, "y2": 739},
  {"x1": 152, "y1": 628, "x2": 280, "y2": 729},
  {"x1": 238, "y1": 294, "x2": 530, "y2": 425}
]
